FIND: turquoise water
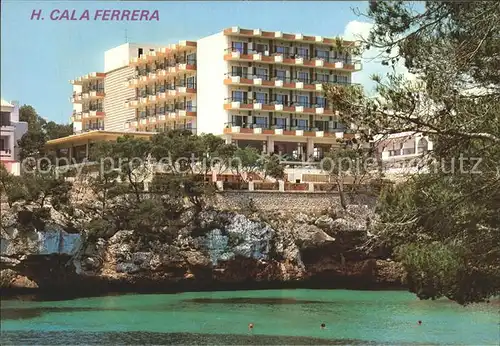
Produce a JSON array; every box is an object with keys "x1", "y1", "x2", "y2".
[{"x1": 1, "y1": 290, "x2": 498, "y2": 345}]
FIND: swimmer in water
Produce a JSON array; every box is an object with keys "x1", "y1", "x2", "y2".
[
  {"x1": 321, "y1": 323, "x2": 326, "y2": 329},
  {"x1": 248, "y1": 323, "x2": 254, "y2": 331},
  {"x1": 418, "y1": 320, "x2": 422, "y2": 325}
]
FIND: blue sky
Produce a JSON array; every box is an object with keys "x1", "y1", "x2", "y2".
[{"x1": 1, "y1": 1, "x2": 371, "y2": 124}]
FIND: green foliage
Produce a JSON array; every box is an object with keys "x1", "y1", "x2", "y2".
[
  {"x1": 262, "y1": 154, "x2": 285, "y2": 180},
  {"x1": 0, "y1": 164, "x2": 25, "y2": 207},
  {"x1": 232, "y1": 146, "x2": 264, "y2": 181},
  {"x1": 323, "y1": 141, "x2": 377, "y2": 208},
  {"x1": 327, "y1": 1, "x2": 500, "y2": 304},
  {"x1": 17, "y1": 105, "x2": 73, "y2": 164},
  {"x1": 82, "y1": 130, "x2": 237, "y2": 239}
]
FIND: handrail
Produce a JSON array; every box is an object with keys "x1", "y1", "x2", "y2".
[
  {"x1": 223, "y1": 122, "x2": 350, "y2": 133},
  {"x1": 224, "y1": 47, "x2": 361, "y2": 64},
  {"x1": 224, "y1": 97, "x2": 329, "y2": 109},
  {"x1": 224, "y1": 72, "x2": 354, "y2": 86}
]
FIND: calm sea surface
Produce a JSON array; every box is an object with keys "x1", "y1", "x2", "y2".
[{"x1": 1, "y1": 289, "x2": 498, "y2": 345}]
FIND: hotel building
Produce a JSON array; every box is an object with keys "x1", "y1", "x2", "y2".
[
  {"x1": 374, "y1": 132, "x2": 433, "y2": 174},
  {"x1": 47, "y1": 27, "x2": 362, "y2": 162},
  {"x1": 1, "y1": 99, "x2": 28, "y2": 175}
]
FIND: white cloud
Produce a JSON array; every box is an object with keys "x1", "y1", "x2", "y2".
[{"x1": 343, "y1": 20, "x2": 415, "y2": 95}]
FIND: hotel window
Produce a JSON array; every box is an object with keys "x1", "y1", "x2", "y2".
[
  {"x1": 255, "y1": 92, "x2": 267, "y2": 104},
  {"x1": 186, "y1": 101, "x2": 193, "y2": 111},
  {"x1": 254, "y1": 116, "x2": 267, "y2": 128},
  {"x1": 255, "y1": 44, "x2": 268, "y2": 54},
  {"x1": 338, "y1": 75, "x2": 349, "y2": 84},
  {"x1": 275, "y1": 117, "x2": 286, "y2": 129},
  {"x1": 186, "y1": 53, "x2": 196, "y2": 65},
  {"x1": 232, "y1": 66, "x2": 246, "y2": 77},
  {"x1": 297, "y1": 95, "x2": 309, "y2": 107},
  {"x1": 255, "y1": 68, "x2": 268, "y2": 79},
  {"x1": 275, "y1": 46, "x2": 289, "y2": 56},
  {"x1": 232, "y1": 90, "x2": 247, "y2": 103},
  {"x1": 232, "y1": 41, "x2": 245, "y2": 54},
  {"x1": 316, "y1": 49, "x2": 329, "y2": 60},
  {"x1": 297, "y1": 72, "x2": 309, "y2": 83},
  {"x1": 296, "y1": 119, "x2": 308, "y2": 130},
  {"x1": 316, "y1": 73, "x2": 329, "y2": 83},
  {"x1": 275, "y1": 94, "x2": 287, "y2": 105},
  {"x1": 315, "y1": 96, "x2": 326, "y2": 107},
  {"x1": 296, "y1": 47, "x2": 309, "y2": 59},
  {"x1": 187, "y1": 76, "x2": 196, "y2": 89},
  {"x1": 275, "y1": 69, "x2": 286, "y2": 81}
]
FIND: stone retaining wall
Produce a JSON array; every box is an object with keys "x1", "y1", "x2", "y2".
[{"x1": 213, "y1": 191, "x2": 375, "y2": 212}]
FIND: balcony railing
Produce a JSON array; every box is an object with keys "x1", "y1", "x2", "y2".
[
  {"x1": 225, "y1": 47, "x2": 360, "y2": 65},
  {"x1": 136, "y1": 58, "x2": 197, "y2": 75},
  {"x1": 223, "y1": 122, "x2": 349, "y2": 134},
  {"x1": 80, "y1": 87, "x2": 105, "y2": 93},
  {"x1": 224, "y1": 72, "x2": 351, "y2": 86},
  {"x1": 139, "y1": 105, "x2": 197, "y2": 118},
  {"x1": 224, "y1": 97, "x2": 330, "y2": 109},
  {"x1": 0, "y1": 149, "x2": 13, "y2": 158},
  {"x1": 80, "y1": 125, "x2": 105, "y2": 132},
  {"x1": 137, "y1": 82, "x2": 197, "y2": 95}
]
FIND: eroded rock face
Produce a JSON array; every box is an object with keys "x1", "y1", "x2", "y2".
[{"x1": 0, "y1": 204, "x2": 405, "y2": 293}]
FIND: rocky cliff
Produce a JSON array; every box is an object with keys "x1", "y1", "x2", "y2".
[{"x1": 0, "y1": 201, "x2": 405, "y2": 297}]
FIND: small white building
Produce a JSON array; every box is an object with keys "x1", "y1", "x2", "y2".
[
  {"x1": 0, "y1": 99, "x2": 28, "y2": 175},
  {"x1": 374, "y1": 132, "x2": 433, "y2": 174}
]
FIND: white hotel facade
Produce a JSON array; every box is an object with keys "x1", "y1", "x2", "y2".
[{"x1": 47, "y1": 27, "x2": 362, "y2": 162}]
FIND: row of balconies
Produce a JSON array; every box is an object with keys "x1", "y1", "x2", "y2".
[
  {"x1": 224, "y1": 73, "x2": 351, "y2": 92},
  {"x1": 125, "y1": 88, "x2": 196, "y2": 108},
  {"x1": 124, "y1": 109, "x2": 197, "y2": 129},
  {"x1": 224, "y1": 27, "x2": 359, "y2": 47},
  {"x1": 71, "y1": 110, "x2": 105, "y2": 122},
  {"x1": 129, "y1": 41, "x2": 197, "y2": 66},
  {"x1": 70, "y1": 72, "x2": 106, "y2": 85},
  {"x1": 135, "y1": 56, "x2": 196, "y2": 73},
  {"x1": 126, "y1": 64, "x2": 196, "y2": 88},
  {"x1": 224, "y1": 49, "x2": 361, "y2": 72},
  {"x1": 223, "y1": 122, "x2": 354, "y2": 139},
  {"x1": 224, "y1": 98, "x2": 338, "y2": 116},
  {"x1": 70, "y1": 90, "x2": 105, "y2": 103}
]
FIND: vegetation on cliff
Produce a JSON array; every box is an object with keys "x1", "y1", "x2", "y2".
[{"x1": 325, "y1": 1, "x2": 500, "y2": 304}]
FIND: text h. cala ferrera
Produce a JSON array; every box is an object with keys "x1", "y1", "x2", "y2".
[{"x1": 30, "y1": 9, "x2": 160, "y2": 21}]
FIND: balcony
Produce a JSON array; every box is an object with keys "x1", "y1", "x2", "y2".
[
  {"x1": 224, "y1": 97, "x2": 338, "y2": 116},
  {"x1": 70, "y1": 93, "x2": 83, "y2": 103},
  {"x1": 224, "y1": 72, "x2": 352, "y2": 92},
  {"x1": 70, "y1": 72, "x2": 106, "y2": 85},
  {"x1": 79, "y1": 125, "x2": 105, "y2": 133},
  {"x1": 224, "y1": 48, "x2": 361, "y2": 72},
  {"x1": 71, "y1": 111, "x2": 82, "y2": 122},
  {"x1": 0, "y1": 149, "x2": 13, "y2": 160},
  {"x1": 223, "y1": 122, "x2": 353, "y2": 139},
  {"x1": 129, "y1": 41, "x2": 197, "y2": 66},
  {"x1": 223, "y1": 27, "x2": 359, "y2": 47},
  {"x1": 125, "y1": 98, "x2": 140, "y2": 108},
  {"x1": 82, "y1": 89, "x2": 105, "y2": 100},
  {"x1": 81, "y1": 109, "x2": 105, "y2": 120},
  {"x1": 132, "y1": 106, "x2": 197, "y2": 129},
  {"x1": 156, "y1": 84, "x2": 197, "y2": 100}
]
